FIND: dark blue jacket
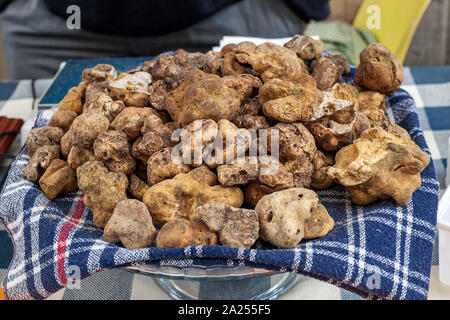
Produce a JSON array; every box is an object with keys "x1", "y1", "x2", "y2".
[{"x1": 1, "y1": 0, "x2": 330, "y2": 36}]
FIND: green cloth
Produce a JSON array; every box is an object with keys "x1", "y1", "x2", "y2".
[{"x1": 304, "y1": 21, "x2": 377, "y2": 65}]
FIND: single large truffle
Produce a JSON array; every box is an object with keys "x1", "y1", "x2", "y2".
[
  {"x1": 111, "y1": 107, "x2": 159, "y2": 139},
  {"x1": 156, "y1": 219, "x2": 218, "y2": 248},
  {"x1": 216, "y1": 157, "x2": 259, "y2": 187},
  {"x1": 327, "y1": 127, "x2": 430, "y2": 205},
  {"x1": 234, "y1": 41, "x2": 306, "y2": 82},
  {"x1": 284, "y1": 35, "x2": 324, "y2": 61},
  {"x1": 142, "y1": 171, "x2": 243, "y2": 227},
  {"x1": 269, "y1": 122, "x2": 317, "y2": 162},
  {"x1": 77, "y1": 161, "x2": 128, "y2": 228},
  {"x1": 311, "y1": 54, "x2": 350, "y2": 91},
  {"x1": 69, "y1": 110, "x2": 110, "y2": 148},
  {"x1": 58, "y1": 83, "x2": 85, "y2": 115},
  {"x1": 259, "y1": 76, "x2": 323, "y2": 123},
  {"x1": 22, "y1": 145, "x2": 61, "y2": 182},
  {"x1": 104, "y1": 199, "x2": 156, "y2": 249},
  {"x1": 25, "y1": 126, "x2": 64, "y2": 157},
  {"x1": 49, "y1": 110, "x2": 78, "y2": 133},
  {"x1": 197, "y1": 203, "x2": 259, "y2": 248},
  {"x1": 82, "y1": 64, "x2": 117, "y2": 85},
  {"x1": 109, "y1": 72, "x2": 152, "y2": 107},
  {"x1": 67, "y1": 146, "x2": 96, "y2": 170},
  {"x1": 39, "y1": 159, "x2": 77, "y2": 200},
  {"x1": 165, "y1": 69, "x2": 261, "y2": 127},
  {"x1": 94, "y1": 130, "x2": 136, "y2": 175},
  {"x1": 354, "y1": 43, "x2": 404, "y2": 94},
  {"x1": 255, "y1": 188, "x2": 320, "y2": 248},
  {"x1": 303, "y1": 203, "x2": 334, "y2": 240},
  {"x1": 146, "y1": 147, "x2": 191, "y2": 186}
]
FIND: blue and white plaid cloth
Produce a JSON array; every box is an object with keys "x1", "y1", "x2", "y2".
[{"x1": 0, "y1": 63, "x2": 441, "y2": 300}]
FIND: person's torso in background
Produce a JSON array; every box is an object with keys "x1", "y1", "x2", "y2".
[{"x1": 41, "y1": 0, "x2": 330, "y2": 37}]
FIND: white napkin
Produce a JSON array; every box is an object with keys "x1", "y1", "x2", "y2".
[{"x1": 212, "y1": 35, "x2": 320, "y2": 51}]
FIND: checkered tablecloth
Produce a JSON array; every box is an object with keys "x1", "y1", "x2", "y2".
[{"x1": 0, "y1": 66, "x2": 448, "y2": 300}]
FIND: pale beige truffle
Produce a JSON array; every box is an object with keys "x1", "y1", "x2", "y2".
[
  {"x1": 156, "y1": 219, "x2": 218, "y2": 248},
  {"x1": 108, "y1": 72, "x2": 152, "y2": 107},
  {"x1": 39, "y1": 159, "x2": 77, "y2": 200},
  {"x1": 255, "y1": 188, "x2": 319, "y2": 248},
  {"x1": 327, "y1": 127, "x2": 430, "y2": 205},
  {"x1": 104, "y1": 199, "x2": 156, "y2": 249},
  {"x1": 77, "y1": 161, "x2": 128, "y2": 228}
]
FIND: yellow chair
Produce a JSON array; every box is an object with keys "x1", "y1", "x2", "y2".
[{"x1": 353, "y1": 0, "x2": 431, "y2": 63}]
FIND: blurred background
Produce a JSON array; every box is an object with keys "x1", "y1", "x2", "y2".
[
  {"x1": 0, "y1": 0, "x2": 449, "y2": 80},
  {"x1": 326, "y1": 0, "x2": 450, "y2": 67}
]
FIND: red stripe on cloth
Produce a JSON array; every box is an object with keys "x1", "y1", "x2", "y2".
[{"x1": 56, "y1": 196, "x2": 85, "y2": 285}]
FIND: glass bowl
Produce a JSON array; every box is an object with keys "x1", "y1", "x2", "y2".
[{"x1": 123, "y1": 264, "x2": 298, "y2": 300}]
